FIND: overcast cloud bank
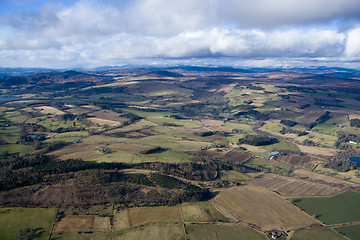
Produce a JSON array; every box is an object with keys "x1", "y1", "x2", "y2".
[{"x1": 1, "y1": 0, "x2": 360, "y2": 68}]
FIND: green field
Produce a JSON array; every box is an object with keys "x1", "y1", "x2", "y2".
[
  {"x1": 0, "y1": 144, "x2": 34, "y2": 155},
  {"x1": 260, "y1": 140, "x2": 300, "y2": 153},
  {"x1": 245, "y1": 157, "x2": 290, "y2": 175},
  {"x1": 292, "y1": 191, "x2": 360, "y2": 225},
  {"x1": 291, "y1": 229, "x2": 347, "y2": 240},
  {"x1": 51, "y1": 223, "x2": 185, "y2": 240},
  {"x1": 0, "y1": 126, "x2": 20, "y2": 143},
  {"x1": 46, "y1": 131, "x2": 89, "y2": 143},
  {"x1": 0, "y1": 207, "x2": 56, "y2": 240},
  {"x1": 127, "y1": 126, "x2": 211, "y2": 152},
  {"x1": 186, "y1": 224, "x2": 267, "y2": 240},
  {"x1": 147, "y1": 117, "x2": 203, "y2": 129},
  {"x1": 335, "y1": 224, "x2": 360, "y2": 240}
]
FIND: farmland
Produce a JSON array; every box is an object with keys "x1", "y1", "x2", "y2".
[
  {"x1": 247, "y1": 174, "x2": 343, "y2": 197},
  {"x1": 128, "y1": 206, "x2": 182, "y2": 226},
  {"x1": 291, "y1": 229, "x2": 347, "y2": 240},
  {"x1": 0, "y1": 207, "x2": 56, "y2": 240},
  {"x1": 335, "y1": 225, "x2": 360, "y2": 240},
  {"x1": 212, "y1": 186, "x2": 320, "y2": 231},
  {"x1": 1, "y1": 66, "x2": 360, "y2": 239},
  {"x1": 292, "y1": 191, "x2": 360, "y2": 225},
  {"x1": 186, "y1": 224, "x2": 267, "y2": 240}
]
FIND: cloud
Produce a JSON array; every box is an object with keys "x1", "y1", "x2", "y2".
[
  {"x1": 0, "y1": 0, "x2": 359, "y2": 68},
  {"x1": 220, "y1": 0, "x2": 360, "y2": 28}
]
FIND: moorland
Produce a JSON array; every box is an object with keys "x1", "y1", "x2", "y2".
[{"x1": 0, "y1": 65, "x2": 359, "y2": 239}]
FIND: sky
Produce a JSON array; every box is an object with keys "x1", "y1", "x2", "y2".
[{"x1": 0, "y1": 0, "x2": 360, "y2": 69}]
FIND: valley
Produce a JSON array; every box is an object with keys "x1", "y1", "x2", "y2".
[{"x1": 0, "y1": 66, "x2": 359, "y2": 239}]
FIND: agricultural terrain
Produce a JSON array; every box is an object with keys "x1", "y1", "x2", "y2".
[{"x1": 0, "y1": 66, "x2": 360, "y2": 239}]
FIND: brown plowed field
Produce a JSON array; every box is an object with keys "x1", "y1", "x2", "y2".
[
  {"x1": 247, "y1": 174, "x2": 343, "y2": 197},
  {"x1": 212, "y1": 186, "x2": 319, "y2": 231},
  {"x1": 291, "y1": 169, "x2": 360, "y2": 187},
  {"x1": 223, "y1": 149, "x2": 252, "y2": 163},
  {"x1": 274, "y1": 154, "x2": 323, "y2": 170},
  {"x1": 53, "y1": 216, "x2": 95, "y2": 232}
]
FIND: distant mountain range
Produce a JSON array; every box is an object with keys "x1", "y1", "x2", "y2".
[{"x1": 1, "y1": 65, "x2": 359, "y2": 79}]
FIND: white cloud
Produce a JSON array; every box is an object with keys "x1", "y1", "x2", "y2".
[
  {"x1": 0, "y1": 0, "x2": 359, "y2": 67},
  {"x1": 344, "y1": 28, "x2": 360, "y2": 59}
]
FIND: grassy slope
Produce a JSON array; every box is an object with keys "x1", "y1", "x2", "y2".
[{"x1": 0, "y1": 207, "x2": 56, "y2": 240}]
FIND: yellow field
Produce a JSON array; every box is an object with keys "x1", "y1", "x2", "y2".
[
  {"x1": 93, "y1": 217, "x2": 111, "y2": 230},
  {"x1": 247, "y1": 174, "x2": 343, "y2": 197},
  {"x1": 113, "y1": 223, "x2": 185, "y2": 240},
  {"x1": 113, "y1": 209, "x2": 131, "y2": 231},
  {"x1": 297, "y1": 145, "x2": 339, "y2": 156},
  {"x1": 180, "y1": 202, "x2": 227, "y2": 222},
  {"x1": 212, "y1": 186, "x2": 320, "y2": 231},
  {"x1": 128, "y1": 206, "x2": 182, "y2": 226},
  {"x1": 88, "y1": 117, "x2": 122, "y2": 127},
  {"x1": 34, "y1": 106, "x2": 65, "y2": 115}
]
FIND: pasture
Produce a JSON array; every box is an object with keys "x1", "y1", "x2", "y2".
[
  {"x1": 128, "y1": 206, "x2": 182, "y2": 226},
  {"x1": 219, "y1": 170, "x2": 263, "y2": 183},
  {"x1": 292, "y1": 191, "x2": 360, "y2": 225},
  {"x1": 212, "y1": 186, "x2": 319, "y2": 231},
  {"x1": 186, "y1": 224, "x2": 267, "y2": 240},
  {"x1": 335, "y1": 225, "x2": 360, "y2": 240},
  {"x1": 291, "y1": 229, "x2": 347, "y2": 240},
  {"x1": 0, "y1": 144, "x2": 34, "y2": 155},
  {"x1": 0, "y1": 207, "x2": 56, "y2": 240},
  {"x1": 244, "y1": 157, "x2": 290, "y2": 175},
  {"x1": 0, "y1": 126, "x2": 20, "y2": 143},
  {"x1": 297, "y1": 145, "x2": 339, "y2": 156},
  {"x1": 247, "y1": 174, "x2": 343, "y2": 197},
  {"x1": 260, "y1": 140, "x2": 300, "y2": 153}
]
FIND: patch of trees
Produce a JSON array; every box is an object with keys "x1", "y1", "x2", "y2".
[
  {"x1": 350, "y1": 119, "x2": 360, "y2": 128},
  {"x1": 194, "y1": 131, "x2": 214, "y2": 137},
  {"x1": 236, "y1": 104, "x2": 255, "y2": 111},
  {"x1": 278, "y1": 94, "x2": 290, "y2": 99},
  {"x1": 299, "y1": 104, "x2": 310, "y2": 109},
  {"x1": 121, "y1": 112, "x2": 143, "y2": 123},
  {"x1": 1, "y1": 169, "x2": 211, "y2": 207},
  {"x1": 280, "y1": 127, "x2": 308, "y2": 136},
  {"x1": 284, "y1": 85, "x2": 317, "y2": 93},
  {"x1": 238, "y1": 135, "x2": 278, "y2": 146},
  {"x1": 309, "y1": 111, "x2": 331, "y2": 129},
  {"x1": 301, "y1": 139, "x2": 319, "y2": 146},
  {"x1": 169, "y1": 114, "x2": 186, "y2": 119},
  {"x1": 335, "y1": 131, "x2": 360, "y2": 148},
  {"x1": 280, "y1": 119, "x2": 297, "y2": 127},
  {"x1": 162, "y1": 122, "x2": 182, "y2": 127},
  {"x1": 325, "y1": 150, "x2": 359, "y2": 172},
  {"x1": 140, "y1": 146, "x2": 166, "y2": 154},
  {"x1": 235, "y1": 110, "x2": 269, "y2": 121},
  {"x1": 247, "y1": 85, "x2": 264, "y2": 90}
]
